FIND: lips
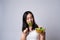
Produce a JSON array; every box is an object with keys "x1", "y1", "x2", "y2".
[
  {"x1": 35, "y1": 27, "x2": 45, "y2": 33},
  {"x1": 28, "y1": 22, "x2": 33, "y2": 26}
]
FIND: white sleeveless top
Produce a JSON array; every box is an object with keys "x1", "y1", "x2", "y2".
[{"x1": 26, "y1": 30, "x2": 39, "y2": 40}]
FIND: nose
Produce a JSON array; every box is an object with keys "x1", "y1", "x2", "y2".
[{"x1": 29, "y1": 19, "x2": 32, "y2": 22}]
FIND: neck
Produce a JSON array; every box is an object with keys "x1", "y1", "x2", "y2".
[{"x1": 29, "y1": 26, "x2": 32, "y2": 32}]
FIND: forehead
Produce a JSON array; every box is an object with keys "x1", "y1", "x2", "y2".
[{"x1": 27, "y1": 13, "x2": 32, "y2": 18}]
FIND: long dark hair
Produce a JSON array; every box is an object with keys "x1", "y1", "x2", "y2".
[{"x1": 22, "y1": 11, "x2": 38, "y2": 32}]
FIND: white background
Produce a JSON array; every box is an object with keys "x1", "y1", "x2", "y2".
[{"x1": 0, "y1": 0, "x2": 60, "y2": 40}]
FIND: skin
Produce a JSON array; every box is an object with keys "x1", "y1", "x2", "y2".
[{"x1": 20, "y1": 13, "x2": 45, "y2": 40}]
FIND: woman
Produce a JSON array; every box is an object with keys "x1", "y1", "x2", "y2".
[{"x1": 20, "y1": 11, "x2": 45, "y2": 40}]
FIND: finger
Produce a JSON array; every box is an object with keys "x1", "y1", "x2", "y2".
[{"x1": 23, "y1": 28, "x2": 28, "y2": 33}]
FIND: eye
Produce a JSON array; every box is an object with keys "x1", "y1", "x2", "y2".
[
  {"x1": 30, "y1": 17, "x2": 33, "y2": 19},
  {"x1": 27, "y1": 17, "x2": 29, "y2": 20}
]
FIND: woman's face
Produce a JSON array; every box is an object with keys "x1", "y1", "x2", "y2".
[{"x1": 26, "y1": 13, "x2": 33, "y2": 25}]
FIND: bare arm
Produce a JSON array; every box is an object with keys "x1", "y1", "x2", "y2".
[
  {"x1": 20, "y1": 32, "x2": 26, "y2": 40},
  {"x1": 38, "y1": 26, "x2": 45, "y2": 40},
  {"x1": 39, "y1": 32, "x2": 45, "y2": 40},
  {"x1": 20, "y1": 28, "x2": 28, "y2": 40}
]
